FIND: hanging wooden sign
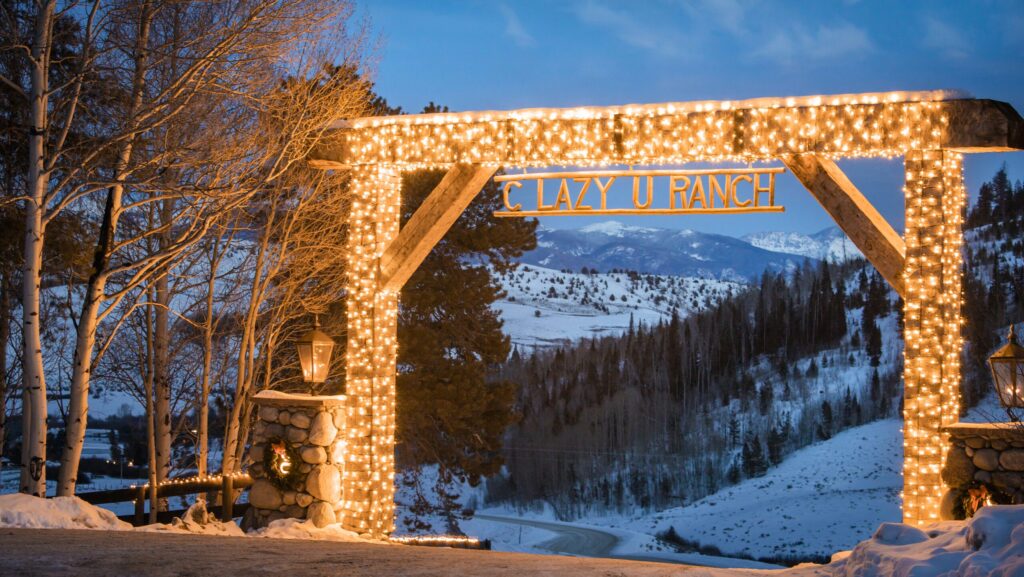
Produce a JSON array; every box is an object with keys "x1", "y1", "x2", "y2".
[{"x1": 493, "y1": 167, "x2": 785, "y2": 217}]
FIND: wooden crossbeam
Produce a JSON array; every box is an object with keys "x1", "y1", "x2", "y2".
[
  {"x1": 782, "y1": 154, "x2": 906, "y2": 298},
  {"x1": 308, "y1": 98, "x2": 1024, "y2": 168},
  {"x1": 379, "y1": 164, "x2": 497, "y2": 292}
]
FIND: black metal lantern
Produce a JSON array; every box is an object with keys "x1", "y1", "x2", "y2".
[
  {"x1": 989, "y1": 325, "x2": 1024, "y2": 413},
  {"x1": 296, "y1": 316, "x2": 335, "y2": 384}
]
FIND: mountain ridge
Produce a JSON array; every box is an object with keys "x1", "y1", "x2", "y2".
[{"x1": 523, "y1": 221, "x2": 857, "y2": 281}]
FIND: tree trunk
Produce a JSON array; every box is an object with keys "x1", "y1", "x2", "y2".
[
  {"x1": 56, "y1": 1, "x2": 153, "y2": 496},
  {"x1": 144, "y1": 290, "x2": 158, "y2": 523},
  {"x1": 20, "y1": 0, "x2": 55, "y2": 497},
  {"x1": 222, "y1": 232, "x2": 269, "y2": 475},
  {"x1": 197, "y1": 242, "x2": 218, "y2": 477},
  {"x1": 0, "y1": 275, "x2": 9, "y2": 480},
  {"x1": 154, "y1": 268, "x2": 171, "y2": 485}
]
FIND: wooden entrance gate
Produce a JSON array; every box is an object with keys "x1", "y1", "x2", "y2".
[{"x1": 308, "y1": 91, "x2": 1024, "y2": 536}]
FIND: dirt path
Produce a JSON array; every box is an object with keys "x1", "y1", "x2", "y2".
[{"x1": 0, "y1": 528, "x2": 723, "y2": 577}]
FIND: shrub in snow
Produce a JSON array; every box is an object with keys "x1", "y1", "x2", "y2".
[
  {"x1": 139, "y1": 502, "x2": 244, "y2": 537},
  {"x1": 0, "y1": 494, "x2": 130, "y2": 530}
]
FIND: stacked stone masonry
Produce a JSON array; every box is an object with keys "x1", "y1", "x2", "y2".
[
  {"x1": 941, "y1": 422, "x2": 1024, "y2": 519},
  {"x1": 244, "y1": 394, "x2": 346, "y2": 530}
]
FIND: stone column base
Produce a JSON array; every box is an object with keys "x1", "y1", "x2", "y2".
[
  {"x1": 243, "y1": 391, "x2": 346, "y2": 529},
  {"x1": 940, "y1": 422, "x2": 1024, "y2": 519}
]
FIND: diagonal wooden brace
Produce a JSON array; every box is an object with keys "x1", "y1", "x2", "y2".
[
  {"x1": 782, "y1": 154, "x2": 906, "y2": 299},
  {"x1": 379, "y1": 164, "x2": 498, "y2": 292}
]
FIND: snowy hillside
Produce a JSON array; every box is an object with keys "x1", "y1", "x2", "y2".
[
  {"x1": 742, "y1": 227, "x2": 861, "y2": 262},
  {"x1": 494, "y1": 264, "x2": 743, "y2": 349},
  {"x1": 522, "y1": 221, "x2": 813, "y2": 281},
  {"x1": 463, "y1": 418, "x2": 901, "y2": 563},
  {"x1": 618, "y1": 419, "x2": 903, "y2": 560}
]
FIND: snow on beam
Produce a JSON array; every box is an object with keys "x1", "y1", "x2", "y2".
[
  {"x1": 307, "y1": 95, "x2": 1024, "y2": 169},
  {"x1": 782, "y1": 154, "x2": 906, "y2": 298}
]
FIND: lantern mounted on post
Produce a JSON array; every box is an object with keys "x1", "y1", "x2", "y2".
[
  {"x1": 989, "y1": 325, "x2": 1024, "y2": 420},
  {"x1": 296, "y1": 315, "x2": 335, "y2": 390}
]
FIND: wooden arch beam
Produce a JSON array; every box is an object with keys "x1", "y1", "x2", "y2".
[
  {"x1": 782, "y1": 154, "x2": 906, "y2": 298},
  {"x1": 379, "y1": 164, "x2": 497, "y2": 292}
]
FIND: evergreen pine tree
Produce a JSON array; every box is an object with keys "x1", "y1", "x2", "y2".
[
  {"x1": 758, "y1": 382, "x2": 774, "y2": 415},
  {"x1": 817, "y1": 400, "x2": 834, "y2": 440},
  {"x1": 396, "y1": 164, "x2": 537, "y2": 490},
  {"x1": 767, "y1": 422, "x2": 786, "y2": 466}
]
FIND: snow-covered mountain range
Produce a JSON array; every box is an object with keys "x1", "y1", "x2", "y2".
[
  {"x1": 742, "y1": 227, "x2": 861, "y2": 262},
  {"x1": 521, "y1": 221, "x2": 819, "y2": 282}
]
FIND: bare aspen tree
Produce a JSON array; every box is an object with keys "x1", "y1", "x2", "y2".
[
  {"x1": 19, "y1": 0, "x2": 56, "y2": 496},
  {"x1": 1, "y1": 0, "x2": 372, "y2": 495},
  {"x1": 0, "y1": 0, "x2": 127, "y2": 496},
  {"x1": 196, "y1": 232, "x2": 231, "y2": 478},
  {"x1": 57, "y1": 0, "x2": 371, "y2": 491}
]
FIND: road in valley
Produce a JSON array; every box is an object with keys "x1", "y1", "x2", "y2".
[
  {"x1": 473, "y1": 514, "x2": 619, "y2": 557},
  {"x1": 472, "y1": 514, "x2": 781, "y2": 570}
]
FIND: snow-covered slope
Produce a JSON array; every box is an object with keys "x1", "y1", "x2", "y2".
[
  {"x1": 494, "y1": 264, "x2": 742, "y2": 349},
  {"x1": 742, "y1": 227, "x2": 861, "y2": 262},
  {"x1": 615, "y1": 419, "x2": 903, "y2": 560}
]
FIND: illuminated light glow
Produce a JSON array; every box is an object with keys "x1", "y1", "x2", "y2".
[
  {"x1": 329, "y1": 91, "x2": 961, "y2": 170},
  {"x1": 130, "y1": 471, "x2": 250, "y2": 490},
  {"x1": 901, "y1": 150, "x2": 965, "y2": 526},
  {"x1": 389, "y1": 535, "x2": 484, "y2": 548},
  {"x1": 335, "y1": 92, "x2": 986, "y2": 536},
  {"x1": 342, "y1": 166, "x2": 401, "y2": 538}
]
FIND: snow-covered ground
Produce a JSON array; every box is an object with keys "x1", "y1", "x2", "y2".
[{"x1": 4, "y1": 491, "x2": 1024, "y2": 577}]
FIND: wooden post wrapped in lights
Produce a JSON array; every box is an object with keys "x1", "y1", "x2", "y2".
[
  {"x1": 309, "y1": 91, "x2": 1024, "y2": 534},
  {"x1": 902, "y1": 149, "x2": 966, "y2": 525},
  {"x1": 340, "y1": 167, "x2": 401, "y2": 537}
]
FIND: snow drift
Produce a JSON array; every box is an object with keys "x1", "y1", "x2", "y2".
[
  {"x1": 820, "y1": 506, "x2": 1024, "y2": 577},
  {"x1": 0, "y1": 493, "x2": 130, "y2": 530}
]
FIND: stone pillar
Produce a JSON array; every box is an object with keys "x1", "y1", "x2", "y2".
[
  {"x1": 245, "y1": 392, "x2": 346, "y2": 529},
  {"x1": 902, "y1": 150, "x2": 965, "y2": 525},
  {"x1": 341, "y1": 166, "x2": 401, "y2": 538},
  {"x1": 940, "y1": 422, "x2": 1024, "y2": 520}
]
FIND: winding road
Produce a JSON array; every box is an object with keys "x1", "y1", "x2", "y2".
[
  {"x1": 472, "y1": 514, "x2": 779, "y2": 569},
  {"x1": 474, "y1": 514, "x2": 619, "y2": 557}
]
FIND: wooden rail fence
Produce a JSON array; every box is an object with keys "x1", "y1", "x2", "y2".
[{"x1": 72, "y1": 473, "x2": 253, "y2": 526}]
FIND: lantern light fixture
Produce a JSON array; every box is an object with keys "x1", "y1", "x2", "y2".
[
  {"x1": 296, "y1": 315, "x2": 335, "y2": 386},
  {"x1": 989, "y1": 325, "x2": 1024, "y2": 418}
]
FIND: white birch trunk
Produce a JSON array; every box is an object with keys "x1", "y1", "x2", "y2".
[
  {"x1": 144, "y1": 292, "x2": 158, "y2": 523},
  {"x1": 19, "y1": 0, "x2": 54, "y2": 497},
  {"x1": 197, "y1": 242, "x2": 218, "y2": 477},
  {"x1": 57, "y1": 2, "x2": 152, "y2": 495},
  {"x1": 0, "y1": 277, "x2": 10, "y2": 481},
  {"x1": 154, "y1": 270, "x2": 171, "y2": 485},
  {"x1": 222, "y1": 229, "x2": 270, "y2": 475}
]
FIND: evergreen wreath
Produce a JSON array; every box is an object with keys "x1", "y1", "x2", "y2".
[{"x1": 263, "y1": 437, "x2": 303, "y2": 490}]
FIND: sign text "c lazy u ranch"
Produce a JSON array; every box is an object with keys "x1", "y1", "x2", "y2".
[{"x1": 493, "y1": 167, "x2": 785, "y2": 217}]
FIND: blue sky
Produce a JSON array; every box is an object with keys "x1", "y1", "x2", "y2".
[{"x1": 360, "y1": 0, "x2": 1024, "y2": 236}]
